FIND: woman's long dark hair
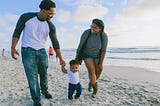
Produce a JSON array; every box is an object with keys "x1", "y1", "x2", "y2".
[{"x1": 92, "y1": 19, "x2": 104, "y2": 32}]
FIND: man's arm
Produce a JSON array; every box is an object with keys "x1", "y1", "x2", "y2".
[
  {"x1": 11, "y1": 13, "x2": 32, "y2": 60},
  {"x1": 55, "y1": 49, "x2": 65, "y2": 66},
  {"x1": 48, "y1": 21, "x2": 65, "y2": 66}
]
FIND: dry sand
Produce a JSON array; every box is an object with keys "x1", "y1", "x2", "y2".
[{"x1": 0, "y1": 58, "x2": 160, "y2": 106}]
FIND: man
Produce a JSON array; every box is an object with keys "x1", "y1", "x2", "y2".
[{"x1": 11, "y1": 0, "x2": 65, "y2": 106}]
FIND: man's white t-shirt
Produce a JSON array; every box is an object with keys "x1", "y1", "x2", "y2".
[{"x1": 22, "y1": 17, "x2": 49, "y2": 50}]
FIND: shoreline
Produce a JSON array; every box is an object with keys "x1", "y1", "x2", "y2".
[{"x1": 102, "y1": 65, "x2": 160, "y2": 86}]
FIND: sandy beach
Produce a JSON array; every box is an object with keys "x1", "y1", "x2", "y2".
[{"x1": 0, "y1": 57, "x2": 160, "y2": 106}]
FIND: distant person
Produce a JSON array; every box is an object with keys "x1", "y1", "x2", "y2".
[
  {"x1": 76, "y1": 19, "x2": 108, "y2": 98},
  {"x1": 49, "y1": 46, "x2": 54, "y2": 62},
  {"x1": 11, "y1": 0, "x2": 65, "y2": 106},
  {"x1": 61, "y1": 60, "x2": 82, "y2": 100},
  {"x1": 2, "y1": 48, "x2": 6, "y2": 60}
]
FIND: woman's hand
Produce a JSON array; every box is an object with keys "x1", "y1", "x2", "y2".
[{"x1": 98, "y1": 63, "x2": 103, "y2": 71}]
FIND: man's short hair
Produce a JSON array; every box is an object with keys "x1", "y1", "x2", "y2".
[{"x1": 39, "y1": 0, "x2": 56, "y2": 10}]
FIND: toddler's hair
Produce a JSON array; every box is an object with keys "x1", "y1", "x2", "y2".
[{"x1": 69, "y1": 60, "x2": 79, "y2": 66}]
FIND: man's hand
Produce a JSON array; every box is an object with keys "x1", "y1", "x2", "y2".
[
  {"x1": 60, "y1": 59, "x2": 65, "y2": 67},
  {"x1": 11, "y1": 37, "x2": 19, "y2": 60},
  {"x1": 61, "y1": 66, "x2": 67, "y2": 73},
  {"x1": 11, "y1": 48, "x2": 19, "y2": 60}
]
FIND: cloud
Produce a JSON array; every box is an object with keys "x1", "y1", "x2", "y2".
[
  {"x1": 0, "y1": 32, "x2": 4, "y2": 37},
  {"x1": 0, "y1": 13, "x2": 19, "y2": 50},
  {"x1": 53, "y1": 1, "x2": 109, "y2": 48},
  {"x1": 56, "y1": 0, "x2": 108, "y2": 23},
  {"x1": 56, "y1": 10, "x2": 71, "y2": 23},
  {"x1": 61, "y1": 0, "x2": 116, "y2": 7},
  {"x1": 116, "y1": 0, "x2": 160, "y2": 20},
  {"x1": 73, "y1": 5, "x2": 108, "y2": 22},
  {"x1": 61, "y1": 0, "x2": 99, "y2": 6},
  {"x1": 0, "y1": 13, "x2": 19, "y2": 33},
  {"x1": 109, "y1": 0, "x2": 160, "y2": 47},
  {"x1": 55, "y1": 26, "x2": 86, "y2": 49},
  {"x1": 121, "y1": 0, "x2": 128, "y2": 5},
  {"x1": 59, "y1": 33, "x2": 79, "y2": 49},
  {"x1": 4, "y1": 13, "x2": 19, "y2": 24}
]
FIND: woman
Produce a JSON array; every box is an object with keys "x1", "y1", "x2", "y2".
[{"x1": 76, "y1": 19, "x2": 108, "y2": 98}]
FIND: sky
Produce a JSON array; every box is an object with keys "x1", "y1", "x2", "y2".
[{"x1": 0, "y1": 0, "x2": 160, "y2": 51}]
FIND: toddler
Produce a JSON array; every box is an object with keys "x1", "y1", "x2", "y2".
[{"x1": 61, "y1": 60, "x2": 82, "y2": 100}]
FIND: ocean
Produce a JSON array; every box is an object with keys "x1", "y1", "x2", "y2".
[
  {"x1": 4, "y1": 47, "x2": 160, "y2": 73},
  {"x1": 61, "y1": 47, "x2": 160, "y2": 73}
]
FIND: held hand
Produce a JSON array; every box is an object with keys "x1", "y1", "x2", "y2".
[
  {"x1": 60, "y1": 59, "x2": 65, "y2": 67},
  {"x1": 11, "y1": 48, "x2": 18, "y2": 60},
  {"x1": 61, "y1": 65, "x2": 67, "y2": 73}
]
